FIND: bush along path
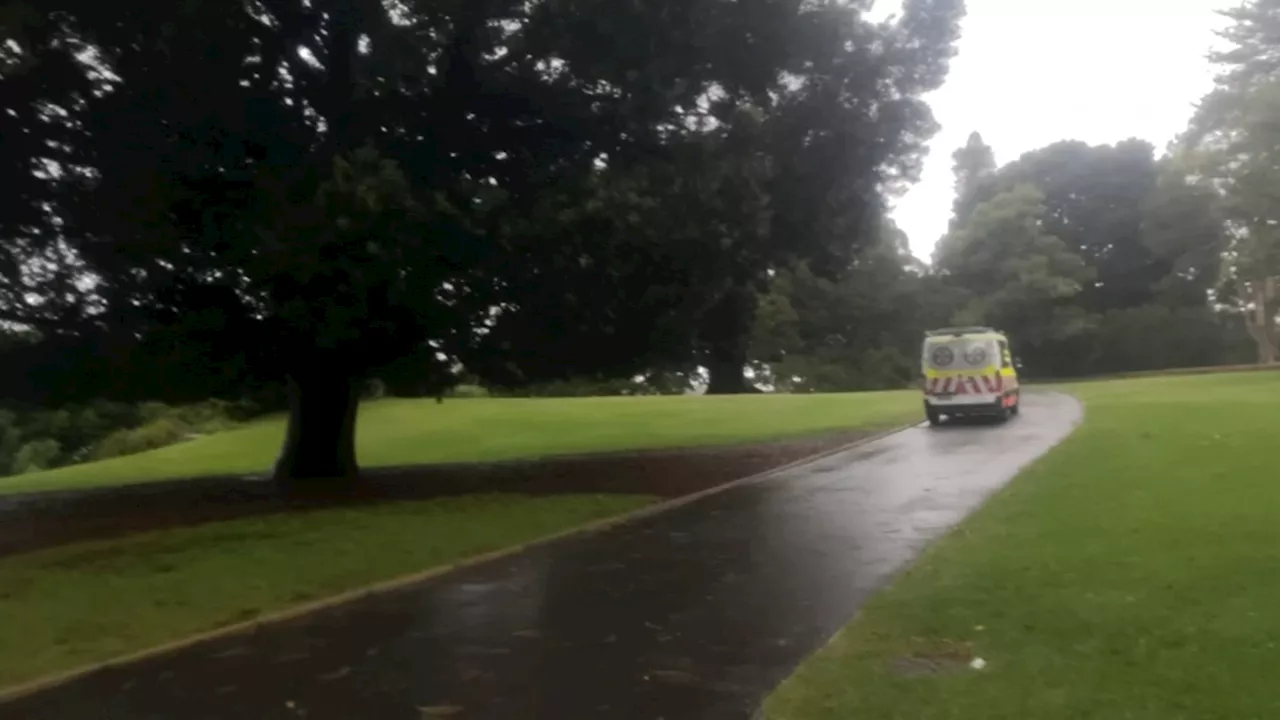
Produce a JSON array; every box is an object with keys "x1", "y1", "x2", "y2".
[{"x1": 1, "y1": 394, "x2": 1081, "y2": 719}]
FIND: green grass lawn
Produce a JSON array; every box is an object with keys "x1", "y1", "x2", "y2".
[
  {"x1": 767, "y1": 371, "x2": 1280, "y2": 720},
  {"x1": 0, "y1": 390, "x2": 918, "y2": 495},
  {"x1": 0, "y1": 493, "x2": 649, "y2": 689}
]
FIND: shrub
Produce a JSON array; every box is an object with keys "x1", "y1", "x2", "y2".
[
  {"x1": 363, "y1": 378, "x2": 387, "y2": 400},
  {"x1": 89, "y1": 418, "x2": 189, "y2": 462},
  {"x1": 11, "y1": 439, "x2": 62, "y2": 475},
  {"x1": 770, "y1": 346, "x2": 916, "y2": 393},
  {"x1": 1087, "y1": 306, "x2": 1249, "y2": 376},
  {"x1": 226, "y1": 398, "x2": 263, "y2": 421},
  {"x1": 0, "y1": 397, "x2": 253, "y2": 477},
  {"x1": 86, "y1": 400, "x2": 143, "y2": 432},
  {"x1": 137, "y1": 401, "x2": 172, "y2": 424},
  {"x1": 516, "y1": 377, "x2": 650, "y2": 397},
  {"x1": 0, "y1": 411, "x2": 22, "y2": 473},
  {"x1": 87, "y1": 400, "x2": 246, "y2": 463},
  {"x1": 449, "y1": 384, "x2": 490, "y2": 399},
  {"x1": 167, "y1": 400, "x2": 238, "y2": 433}
]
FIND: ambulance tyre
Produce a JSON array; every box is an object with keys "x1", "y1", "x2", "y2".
[
  {"x1": 1010, "y1": 393, "x2": 1020, "y2": 416},
  {"x1": 924, "y1": 402, "x2": 943, "y2": 427}
]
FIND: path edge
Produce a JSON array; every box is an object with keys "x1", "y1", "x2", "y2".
[
  {"x1": 0, "y1": 422, "x2": 918, "y2": 705},
  {"x1": 753, "y1": 391, "x2": 1087, "y2": 720}
]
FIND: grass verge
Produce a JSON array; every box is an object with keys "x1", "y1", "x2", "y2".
[
  {"x1": 1, "y1": 390, "x2": 917, "y2": 495},
  {"x1": 0, "y1": 493, "x2": 649, "y2": 690},
  {"x1": 766, "y1": 371, "x2": 1280, "y2": 720}
]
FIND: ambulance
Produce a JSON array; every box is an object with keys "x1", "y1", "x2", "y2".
[{"x1": 921, "y1": 326, "x2": 1020, "y2": 426}]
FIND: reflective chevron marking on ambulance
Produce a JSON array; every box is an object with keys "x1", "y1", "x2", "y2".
[{"x1": 925, "y1": 374, "x2": 1005, "y2": 395}]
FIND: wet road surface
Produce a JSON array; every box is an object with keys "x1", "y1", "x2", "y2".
[{"x1": 5, "y1": 393, "x2": 1082, "y2": 720}]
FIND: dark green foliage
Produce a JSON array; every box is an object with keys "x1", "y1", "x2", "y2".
[
  {"x1": 935, "y1": 133, "x2": 1247, "y2": 379},
  {"x1": 446, "y1": 385, "x2": 490, "y2": 400},
  {"x1": 89, "y1": 419, "x2": 189, "y2": 464},
  {"x1": 1087, "y1": 306, "x2": 1251, "y2": 376},
  {"x1": 767, "y1": 346, "x2": 917, "y2": 394},
  {"x1": 749, "y1": 220, "x2": 929, "y2": 392},
  {"x1": 0, "y1": 327, "x2": 284, "y2": 408},
  {"x1": 935, "y1": 184, "x2": 1096, "y2": 375},
  {"x1": 952, "y1": 139, "x2": 1177, "y2": 313},
  {"x1": 687, "y1": 0, "x2": 964, "y2": 392},
  {"x1": 950, "y1": 131, "x2": 996, "y2": 223},
  {"x1": 752, "y1": 122, "x2": 1246, "y2": 390},
  {"x1": 502, "y1": 373, "x2": 696, "y2": 398},
  {"x1": 10, "y1": 439, "x2": 60, "y2": 475},
  {"x1": 1, "y1": 0, "x2": 966, "y2": 480},
  {"x1": 0, "y1": 399, "x2": 252, "y2": 477},
  {"x1": 1179, "y1": 0, "x2": 1280, "y2": 363}
]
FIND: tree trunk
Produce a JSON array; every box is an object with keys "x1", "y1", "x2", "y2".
[
  {"x1": 1266, "y1": 277, "x2": 1279, "y2": 365},
  {"x1": 705, "y1": 354, "x2": 757, "y2": 395},
  {"x1": 273, "y1": 369, "x2": 361, "y2": 487},
  {"x1": 1245, "y1": 277, "x2": 1279, "y2": 365},
  {"x1": 701, "y1": 285, "x2": 763, "y2": 395}
]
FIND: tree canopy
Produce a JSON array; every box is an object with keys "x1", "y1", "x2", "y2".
[
  {"x1": 1, "y1": 0, "x2": 966, "y2": 482},
  {"x1": 1176, "y1": 0, "x2": 1280, "y2": 363},
  {"x1": 751, "y1": 220, "x2": 929, "y2": 392},
  {"x1": 925, "y1": 130, "x2": 1248, "y2": 378}
]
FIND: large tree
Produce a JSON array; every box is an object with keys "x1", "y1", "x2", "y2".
[
  {"x1": 1213, "y1": 0, "x2": 1280, "y2": 87},
  {"x1": 934, "y1": 184, "x2": 1096, "y2": 375},
  {"x1": 949, "y1": 131, "x2": 995, "y2": 224},
  {"x1": 1139, "y1": 156, "x2": 1229, "y2": 309},
  {"x1": 952, "y1": 139, "x2": 1171, "y2": 314},
  {"x1": 1, "y1": 0, "x2": 966, "y2": 482},
  {"x1": 691, "y1": 0, "x2": 965, "y2": 393},
  {"x1": 935, "y1": 134, "x2": 1237, "y2": 375},
  {"x1": 0, "y1": 0, "x2": 775, "y2": 482},
  {"x1": 750, "y1": 220, "x2": 928, "y2": 392},
  {"x1": 1179, "y1": 0, "x2": 1280, "y2": 364}
]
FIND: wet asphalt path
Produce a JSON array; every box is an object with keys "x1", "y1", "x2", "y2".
[{"x1": 5, "y1": 393, "x2": 1082, "y2": 720}]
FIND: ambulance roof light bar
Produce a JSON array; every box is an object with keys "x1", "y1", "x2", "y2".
[{"x1": 925, "y1": 326, "x2": 996, "y2": 338}]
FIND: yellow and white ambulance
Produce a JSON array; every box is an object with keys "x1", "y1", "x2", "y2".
[{"x1": 921, "y1": 326, "x2": 1020, "y2": 426}]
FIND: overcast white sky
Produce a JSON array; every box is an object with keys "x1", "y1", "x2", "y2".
[{"x1": 886, "y1": 0, "x2": 1235, "y2": 260}]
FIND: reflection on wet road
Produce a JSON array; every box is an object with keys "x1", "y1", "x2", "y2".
[{"x1": 5, "y1": 393, "x2": 1082, "y2": 720}]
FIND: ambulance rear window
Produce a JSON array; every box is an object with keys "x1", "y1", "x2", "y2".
[{"x1": 925, "y1": 338, "x2": 993, "y2": 369}]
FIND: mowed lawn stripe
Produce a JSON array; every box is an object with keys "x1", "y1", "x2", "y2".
[
  {"x1": 0, "y1": 391, "x2": 918, "y2": 495},
  {"x1": 767, "y1": 371, "x2": 1280, "y2": 720}
]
